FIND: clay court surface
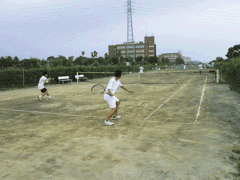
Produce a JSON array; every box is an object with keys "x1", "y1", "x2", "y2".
[{"x1": 0, "y1": 70, "x2": 240, "y2": 179}]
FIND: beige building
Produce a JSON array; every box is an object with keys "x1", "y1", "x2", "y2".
[
  {"x1": 182, "y1": 56, "x2": 191, "y2": 64},
  {"x1": 108, "y1": 36, "x2": 156, "y2": 58},
  {"x1": 158, "y1": 50, "x2": 191, "y2": 64}
]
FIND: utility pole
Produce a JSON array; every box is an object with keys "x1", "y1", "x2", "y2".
[{"x1": 127, "y1": 0, "x2": 135, "y2": 61}]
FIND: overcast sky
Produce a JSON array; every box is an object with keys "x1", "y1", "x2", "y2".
[{"x1": 1, "y1": 0, "x2": 239, "y2": 63}]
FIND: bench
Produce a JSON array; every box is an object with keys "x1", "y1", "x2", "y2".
[
  {"x1": 58, "y1": 76, "x2": 72, "y2": 84},
  {"x1": 75, "y1": 74, "x2": 88, "y2": 82}
]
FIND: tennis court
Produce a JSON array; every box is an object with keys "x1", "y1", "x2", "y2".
[{"x1": 0, "y1": 69, "x2": 240, "y2": 179}]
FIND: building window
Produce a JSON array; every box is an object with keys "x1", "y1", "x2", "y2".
[
  {"x1": 149, "y1": 45, "x2": 154, "y2": 48},
  {"x1": 126, "y1": 50, "x2": 134, "y2": 53},
  {"x1": 136, "y1": 45, "x2": 144, "y2": 48},
  {"x1": 117, "y1": 46, "x2": 125, "y2": 49},
  {"x1": 149, "y1": 50, "x2": 154, "y2": 52},
  {"x1": 136, "y1": 49, "x2": 144, "y2": 52}
]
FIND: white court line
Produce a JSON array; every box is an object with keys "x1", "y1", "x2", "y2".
[
  {"x1": 145, "y1": 78, "x2": 194, "y2": 121},
  {"x1": 194, "y1": 76, "x2": 208, "y2": 123},
  {"x1": 0, "y1": 108, "x2": 82, "y2": 117}
]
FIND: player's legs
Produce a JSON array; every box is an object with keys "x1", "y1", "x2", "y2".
[
  {"x1": 104, "y1": 96, "x2": 119, "y2": 125},
  {"x1": 113, "y1": 101, "x2": 120, "y2": 116},
  {"x1": 45, "y1": 90, "x2": 51, "y2": 98},
  {"x1": 38, "y1": 88, "x2": 51, "y2": 101},
  {"x1": 106, "y1": 107, "x2": 117, "y2": 120}
]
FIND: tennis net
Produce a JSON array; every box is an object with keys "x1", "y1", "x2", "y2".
[
  {"x1": 76, "y1": 69, "x2": 218, "y2": 85},
  {"x1": 138, "y1": 69, "x2": 218, "y2": 84}
]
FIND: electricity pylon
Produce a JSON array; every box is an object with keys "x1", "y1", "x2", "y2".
[{"x1": 126, "y1": 0, "x2": 135, "y2": 61}]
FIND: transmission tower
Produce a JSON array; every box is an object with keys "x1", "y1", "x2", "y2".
[{"x1": 127, "y1": 0, "x2": 135, "y2": 61}]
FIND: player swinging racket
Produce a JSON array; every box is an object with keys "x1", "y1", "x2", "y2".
[
  {"x1": 38, "y1": 70, "x2": 51, "y2": 101},
  {"x1": 103, "y1": 70, "x2": 133, "y2": 126}
]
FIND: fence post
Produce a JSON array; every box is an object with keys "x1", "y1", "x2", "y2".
[{"x1": 23, "y1": 67, "x2": 24, "y2": 86}]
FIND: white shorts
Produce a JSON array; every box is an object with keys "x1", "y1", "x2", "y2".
[
  {"x1": 104, "y1": 94, "x2": 119, "y2": 108},
  {"x1": 140, "y1": 70, "x2": 143, "y2": 73}
]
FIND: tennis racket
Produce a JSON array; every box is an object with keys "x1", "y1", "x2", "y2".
[
  {"x1": 91, "y1": 84, "x2": 112, "y2": 96},
  {"x1": 46, "y1": 77, "x2": 54, "y2": 83}
]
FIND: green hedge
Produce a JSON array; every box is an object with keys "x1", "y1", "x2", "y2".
[
  {"x1": 0, "y1": 65, "x2": 155, "y2": 88},
  {"x1": 215, "y1": 58, "x2": 240, "y2": 92}
]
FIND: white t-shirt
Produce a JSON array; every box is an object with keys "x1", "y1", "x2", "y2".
[
  {"x1": 38, "y1": 76, "x2": 47, "y2": 89},
  {"x1": 106, "y1": 77, "x2": 122, "y2": 95},
  {"x1": 140, "y1": 66, "x2": 143, "y2": 73},
  {"x1": 199, "y1": 64, "x2": 203, "y2": 70}
]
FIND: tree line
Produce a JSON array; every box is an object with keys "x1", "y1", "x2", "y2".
[{"x1": 0, "y1": 50, "x2": 187, "y2": 70}]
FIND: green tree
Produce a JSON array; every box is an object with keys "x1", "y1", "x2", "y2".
[
  {"x1": 82, "y1": 51, "x2": 85, "y2": 57},
  {"x1": 5, "y1": 56, "x2": 13, "y2": 68},
  {"x1": 66, "y1": 56, "x2": 74, "y2": 67},
  {"x1": 135, "y1": 56, "x2": 144, "y2": 64},
  {"x1": 162, "y1": 57, "x2": 169, "y2": 64},
  {"x1": 226, "y1": 44, "x2": 240, "y2": 59},
  {"x1": 110, "y1": 56, "x2": 118, "y2": 65},
  {"x1": 54, "y1": 55, "x2": 67, "y2": 67},
  {"x1": 41, "y1": 59, "x2": 48, "y2": 68},
  {"x1": 74, "y1": 56, "x2": 83, "y2": 66},
  {"x1": 20, "y1": 59, "x2": 31, "y2": 69},
  {"x1": 104, "y1": 53, "x2": 110, "y2": 65},
  {"x1": 29, "y1": 58, "x2": 41, "y2": 68},
  {"x1": 0, "y1": 56, "x2": 7, "y2": 69},
  {"x1": 97, "y1": 57, "x2": 104, "y2": 65},
  {"x1": 143, "y1": 57, "x2": 149, "y2": 64},
  {"x1": 175, "y1": 57, "x2": 185, "y2": 65},
  {"x1": 12, "y1": 56, "x2": 19, "y2": 68},
  {"x1": 148, "y1": 56, "x2": 158, "y2": 64},
  {"x1": 82, "y1": 58, "x2": 94, "y2": 66},
  {"x1": 216, "y1": 57, "x2": 224, "y2": 62},
  {"x1": 91, "y1": 51, "x2": 98, "y2": 58},
  {"x1": 47, "y1": 56, "x2": 55, "y2": 67},
  {"x1": 92, "y1": 60, "x2": 100, "y2": 66},
  {"x1": 115, "y1": 51, "x2": 122, "y2": 64}
]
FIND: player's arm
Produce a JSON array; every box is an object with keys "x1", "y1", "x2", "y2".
[
  {"x1": 106, "y1": 79, "x2": 114, "y2": 96},
  {"x1": 107, "y1": 89, "x2": 113, "y2": 96},
  {"x1": 120, "y1": 86, "x2": 133, "y2": 93}
]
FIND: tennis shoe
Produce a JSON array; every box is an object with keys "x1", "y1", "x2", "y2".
[
  {"x1": 103, "y1": 120, "x2": 114, "y2": 126},
  {"x1": 111, "y1": 116, "x2": 118, "y2": 120},
  {"x1": 38, "y1": 96, "x2": 42, "y2": 101},
  {"x1": 113, "y1": 115, "x2": 121, "y2": 119},
  {"x1": 48, "y1": 96, "x2": 51, "y2": 99}
]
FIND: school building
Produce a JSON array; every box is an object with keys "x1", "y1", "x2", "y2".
[{"x1": 108, "y1": 36, "x2": 156, "y2": 58}]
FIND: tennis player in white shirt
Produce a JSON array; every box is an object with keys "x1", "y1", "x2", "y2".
[
  {"x1": 38, "y1": 70, "x2": 51, "y2": 101},
  {"x1": 198, "y1": 62, "x2": 203, "y2": 74},
  {"x1": 139, "y1": 66, "x2": 144, "y2": 75},
  {"x1": 103, "y1": 70, "x2": 133, "y2": 126}
]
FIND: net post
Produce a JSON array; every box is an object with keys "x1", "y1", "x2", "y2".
[
  {"x1": 77, "y1": 72, "x2": 78, "y2": 83},
  {"x1": 137, "y1": 73, "x2": 140, "y2": 84}
]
